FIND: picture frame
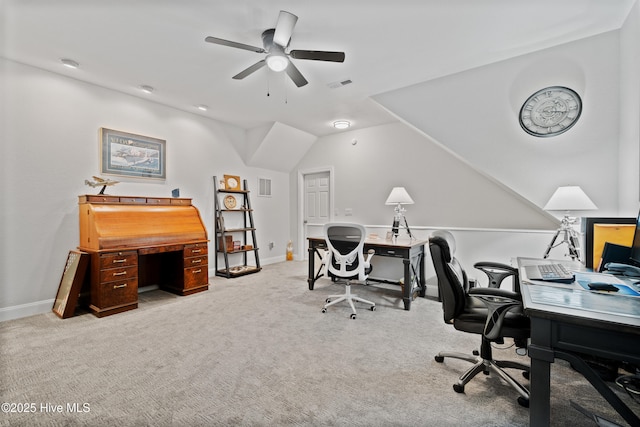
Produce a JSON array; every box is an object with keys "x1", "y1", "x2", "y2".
[
  {"x1": 583, "y1": 217, "x2": 635, "y2": 269},
  {"x1": 100, "y1": 128, "x2": 166, "y2": 180},
  {"x1": 53, "y1": 251, "x2": 89, "y2": 319},
  {"x1": 223, "y1": 174, "x2": 241, "y2": 191}
]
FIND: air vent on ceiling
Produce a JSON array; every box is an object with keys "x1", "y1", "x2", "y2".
[{"x1": 327, "y1": 79, "x2": 353, "y2": 89}]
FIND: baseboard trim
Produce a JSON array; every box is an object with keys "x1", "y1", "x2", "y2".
[{"x1": 0, "y1": 299, "x2": 55, "y2": 322}]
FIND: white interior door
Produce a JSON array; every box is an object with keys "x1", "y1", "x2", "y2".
[{"x1": 303, "y1": 171, "x2": 331, "y2": 256}]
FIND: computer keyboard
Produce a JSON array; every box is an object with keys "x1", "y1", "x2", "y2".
[{"x1": 526, "y1": 263, "x2": 575, "y2": 283}]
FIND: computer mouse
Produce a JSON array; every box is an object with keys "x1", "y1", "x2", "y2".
[{"x1": 587, "y1": 282, "x2": 619, "y2": 292}]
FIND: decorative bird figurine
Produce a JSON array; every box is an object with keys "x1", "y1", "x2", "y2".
[{"x1": 85, "y1": 176, "x2": 119, "y2": 195}]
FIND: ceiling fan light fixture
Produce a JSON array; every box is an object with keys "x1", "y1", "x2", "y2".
[
  {"x1": 140, "y1": 85, "x2": 154, "y2": 94},
  {"x1": 333, "y1": 120, "x2": 351, "y2": 130},
  {"x1": 196, "y1": 104, "x2": 208, "y2": 111},
  {"x1": 266, "y1": 53, "x2": 289, "y2": 72}
]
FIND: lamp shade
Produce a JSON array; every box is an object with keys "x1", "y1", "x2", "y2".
[
  {"x1": 543, "y1": 186, "x2": 597, "y2": 211},
  {"x1": 385, "y1": 187, "x2": 414, "y2": 205}
]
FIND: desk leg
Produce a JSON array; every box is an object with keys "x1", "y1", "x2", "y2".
[
  {"x1": 529, "y1": 349, "x2": 551, "y2": 427},
  {"x1": 417, "y1": 250, "x2": 426, "y2": 298},
  {"x1": 308, "y1": 247, "x2": 316, "y2": 290},
  {"x1": 528, "y1": 318, "x2": 555, "y2": 427},
  {"x1": 402, "y1": 258, "x2": 412, "y2": 310}
]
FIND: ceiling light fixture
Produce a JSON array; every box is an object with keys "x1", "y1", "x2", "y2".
[
  {"x1": 333, "y1": 120, "x2": 351, "y2": 130},
  {"x1": 60, "y1": 58, "x2": 79, "y2": 69},
  {"x1": 140, "y1": 85, "x2": 154, "y2": 94},
  {"x1": 196, "y1": 105, "x2": 208, "y2": 111},
  {"x1": 266, "y1": 53, "x2": 289, "y2": 72}
]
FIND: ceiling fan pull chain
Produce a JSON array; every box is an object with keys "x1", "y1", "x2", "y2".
[{"x1": 266, "y1": 72, "x2": 270, "y2": 97}]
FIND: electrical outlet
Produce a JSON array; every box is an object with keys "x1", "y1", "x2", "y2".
[{"x1": 268, "y1": 241, "x2": 274, "y2": 250}]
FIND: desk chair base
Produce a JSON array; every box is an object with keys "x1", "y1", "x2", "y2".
[
  {"x1": 435, "y1": 342, "x2": 530, "y2": 407},
  {"x1": 321, "y1": 282, "x2": 376, "y2": 319}
]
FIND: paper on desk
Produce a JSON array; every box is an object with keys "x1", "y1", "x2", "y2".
[{"x1": 574, "y1": 272, "x2": 640, "y2": 296}]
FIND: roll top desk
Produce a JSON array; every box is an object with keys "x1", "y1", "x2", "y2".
[{"x1": 78, "y1": 195, "x2": 209, "y2": 317}]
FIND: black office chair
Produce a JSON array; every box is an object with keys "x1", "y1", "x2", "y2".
[
  {"x1": 429, "y1": 230, "x2": 530, "y2": 407},
  {"x1": 320, "y1": 223, "x2": 376, "y2": 319}
]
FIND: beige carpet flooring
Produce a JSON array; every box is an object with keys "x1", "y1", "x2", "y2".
[{"x1": 0, "y1": 260, "x2": 637, "y2": 426}]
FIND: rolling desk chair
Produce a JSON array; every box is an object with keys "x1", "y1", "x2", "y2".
[
  {"x1": 321, "y1": 223, "x2": 376, "y2": 319},
  {"x1": 429, "y1": 230, "x2": 530, "y2": 406}
]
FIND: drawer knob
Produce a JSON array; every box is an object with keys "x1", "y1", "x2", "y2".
[
  {"x1": 192, "y1": 269, "x2": 202, "y2": 274},
  {"x1": 113, "y1": 284, "x2": 127, "y2": 289},
  {"x1": 113, "y1": 271, "x2": 127, "y2": 276},
  {"x1": 192, "y1": 249, "x2": 202, "y2": 253},
  {"x1": 191, "y1": 259, "x2": 202, "y2": 264},
  {"x1": 112, "y1": 259, "x2": 126, "y2": 264}
]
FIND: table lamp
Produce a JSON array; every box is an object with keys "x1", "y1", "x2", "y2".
[
  {"x1": 543, "y1": 185, "x2": 597, "y2": 260},
  {"x1": 385, "y1": 187, "x2": 415, "y2": 239}
]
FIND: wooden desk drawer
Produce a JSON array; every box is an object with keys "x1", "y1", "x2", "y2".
[
  {"x1": 146, "y1": 198, "x2": 171, "y2": 205},
  {"x1": 100, "y1": 251, "x2": 137, "y2": 268},
  {"x1": 184, "y1": 266, "x2": 208, "y2": 289},
  {"x1": 96, "y1": 278, "x2": 138, "y2": 307},
  {"x1": 119, "y1": 197, "x2": 147, "y2": 204},
  {"x1": 185, "y1": 255, "x2": 208, "y2": 267},
  {"x1": 185, "y1": 243, "x2": 208, "y2": 257},
  {"x1": 83, "y1": 195, "x2": 120, "y2": 203},
  {"x1": 373, "y1": 247, "x2": 407, "y2": 258},
  {"x1": 99, "y1": 265, "x2": 138, "y2": 283}
]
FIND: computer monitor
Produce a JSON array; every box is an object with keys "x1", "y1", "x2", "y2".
[{"x1": 628, "y1": 209, "x2": 640, "y2": 267}]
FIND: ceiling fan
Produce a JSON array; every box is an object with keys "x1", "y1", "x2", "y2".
[{"x1": 205, "y1": 10, "x2": 345, "y2": 87}]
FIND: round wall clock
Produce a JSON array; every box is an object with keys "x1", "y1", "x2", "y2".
[
  {"x1": 223, "y1": 195, "x2": 237, "y2": 209},
  {"x1": 519, "y1": 86, "x2": 582, "y2": 137}
]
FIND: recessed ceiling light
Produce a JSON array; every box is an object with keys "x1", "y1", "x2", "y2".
[
  {"x1": 333, "y1": 120, "x2": 351, "y2": 130},
  {"x1": 140, "y1": 85, "x2": 154, "y2": 94},
  {"x1": 196, "y1": 105, "x2": 208, "y2": 111},
  {"x1": 60, "y1": 58, "x2": 79, "y2": 69}
]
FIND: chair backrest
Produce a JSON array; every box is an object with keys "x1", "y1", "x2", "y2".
[
  {"x1": 429, "y1": 230, "x2": 469, "y2": 323},
  {"x1": 324, "y1": 223, "x2": 368, "y2": 281}
]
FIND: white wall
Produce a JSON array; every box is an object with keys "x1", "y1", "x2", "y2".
[
  {"x1": 0, "y1": 59, "x2": 290, "y2": 320},
  {"x1": 291, "y1": 21, "x2": 640, "y2": 287},
  {"x1": 374, "y1": 30, "x2": 635, "y2": 218},
  {"x1": 619, "y1": 0, "x2": 640, "y2": 214}
]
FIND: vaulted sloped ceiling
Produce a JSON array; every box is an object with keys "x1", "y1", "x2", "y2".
[{"x1": 245, "y1": 122, "x2": 316, "y2": 172}]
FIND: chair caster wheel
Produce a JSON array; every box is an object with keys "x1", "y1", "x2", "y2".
[
  {"x1": 321, "y1": 308, "x2": 327, "y2": 313},
  {"x1": 517, "y1": 396, "x2": 529, "y2": 408},
  {"x1": 435, "y1": 355, "x2": 444, "y2": 363},
  {"x1": 453, "y1": 383, "x2": 465, "y2": 393},
  {"x1": 473, "y1": 350, "x2": 479, "y2": 356},
  {"x1": 523, "y1": 371, "x2": 530, "y2": 380},
  {"x1": 370, "y1": 306, "x2": 376, "y2": 311},
  {"x1": 350, "y1": 313, "x2": 356, "y2": 319},
  {"x1": 325, "y1": 298, "x2": 331, "y2": 303}
]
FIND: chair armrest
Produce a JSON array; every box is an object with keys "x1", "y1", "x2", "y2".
[
  {"x1": 468, "y1": 287, "x2": 524, "y2": 340},
  {"x1": 468, "y1": 286, "x2": 521, "y2": 301},
  {"x1": 473, "y1": 261, "x2": 519, "y2": 291}
]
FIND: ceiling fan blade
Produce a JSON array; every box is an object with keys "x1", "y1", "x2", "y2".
[
  {"x1": 205, "y1": 36, "x2": 265, "y2": 53},
  {"x1": 285, "y1": 62, "x2": 308, "y2": 87},
  {"x1": 232, "y1": 60, "x2": 267, "y2": 80},
  {"x1": 289, "y1": 50, "x2": 345, "y2": 62},
  {"x1": 273, "y1": 10, "x2": 298, "y2": 47}
]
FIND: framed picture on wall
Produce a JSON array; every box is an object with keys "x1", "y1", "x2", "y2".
[{"x1": 100, "y1": 128, "x2": 166, "y2": 180}]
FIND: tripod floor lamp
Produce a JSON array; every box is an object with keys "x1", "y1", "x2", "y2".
[
  {"x1": 543, "y1": 185, "x2": 597, "y2": 260},
  {"x1": 385, "y1": 187, "x2": 415, "y2": 239}
]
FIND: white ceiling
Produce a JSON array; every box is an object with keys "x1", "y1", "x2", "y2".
[{"x1": 1, "y1": 0, "x2": 635, "y2": 136}]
